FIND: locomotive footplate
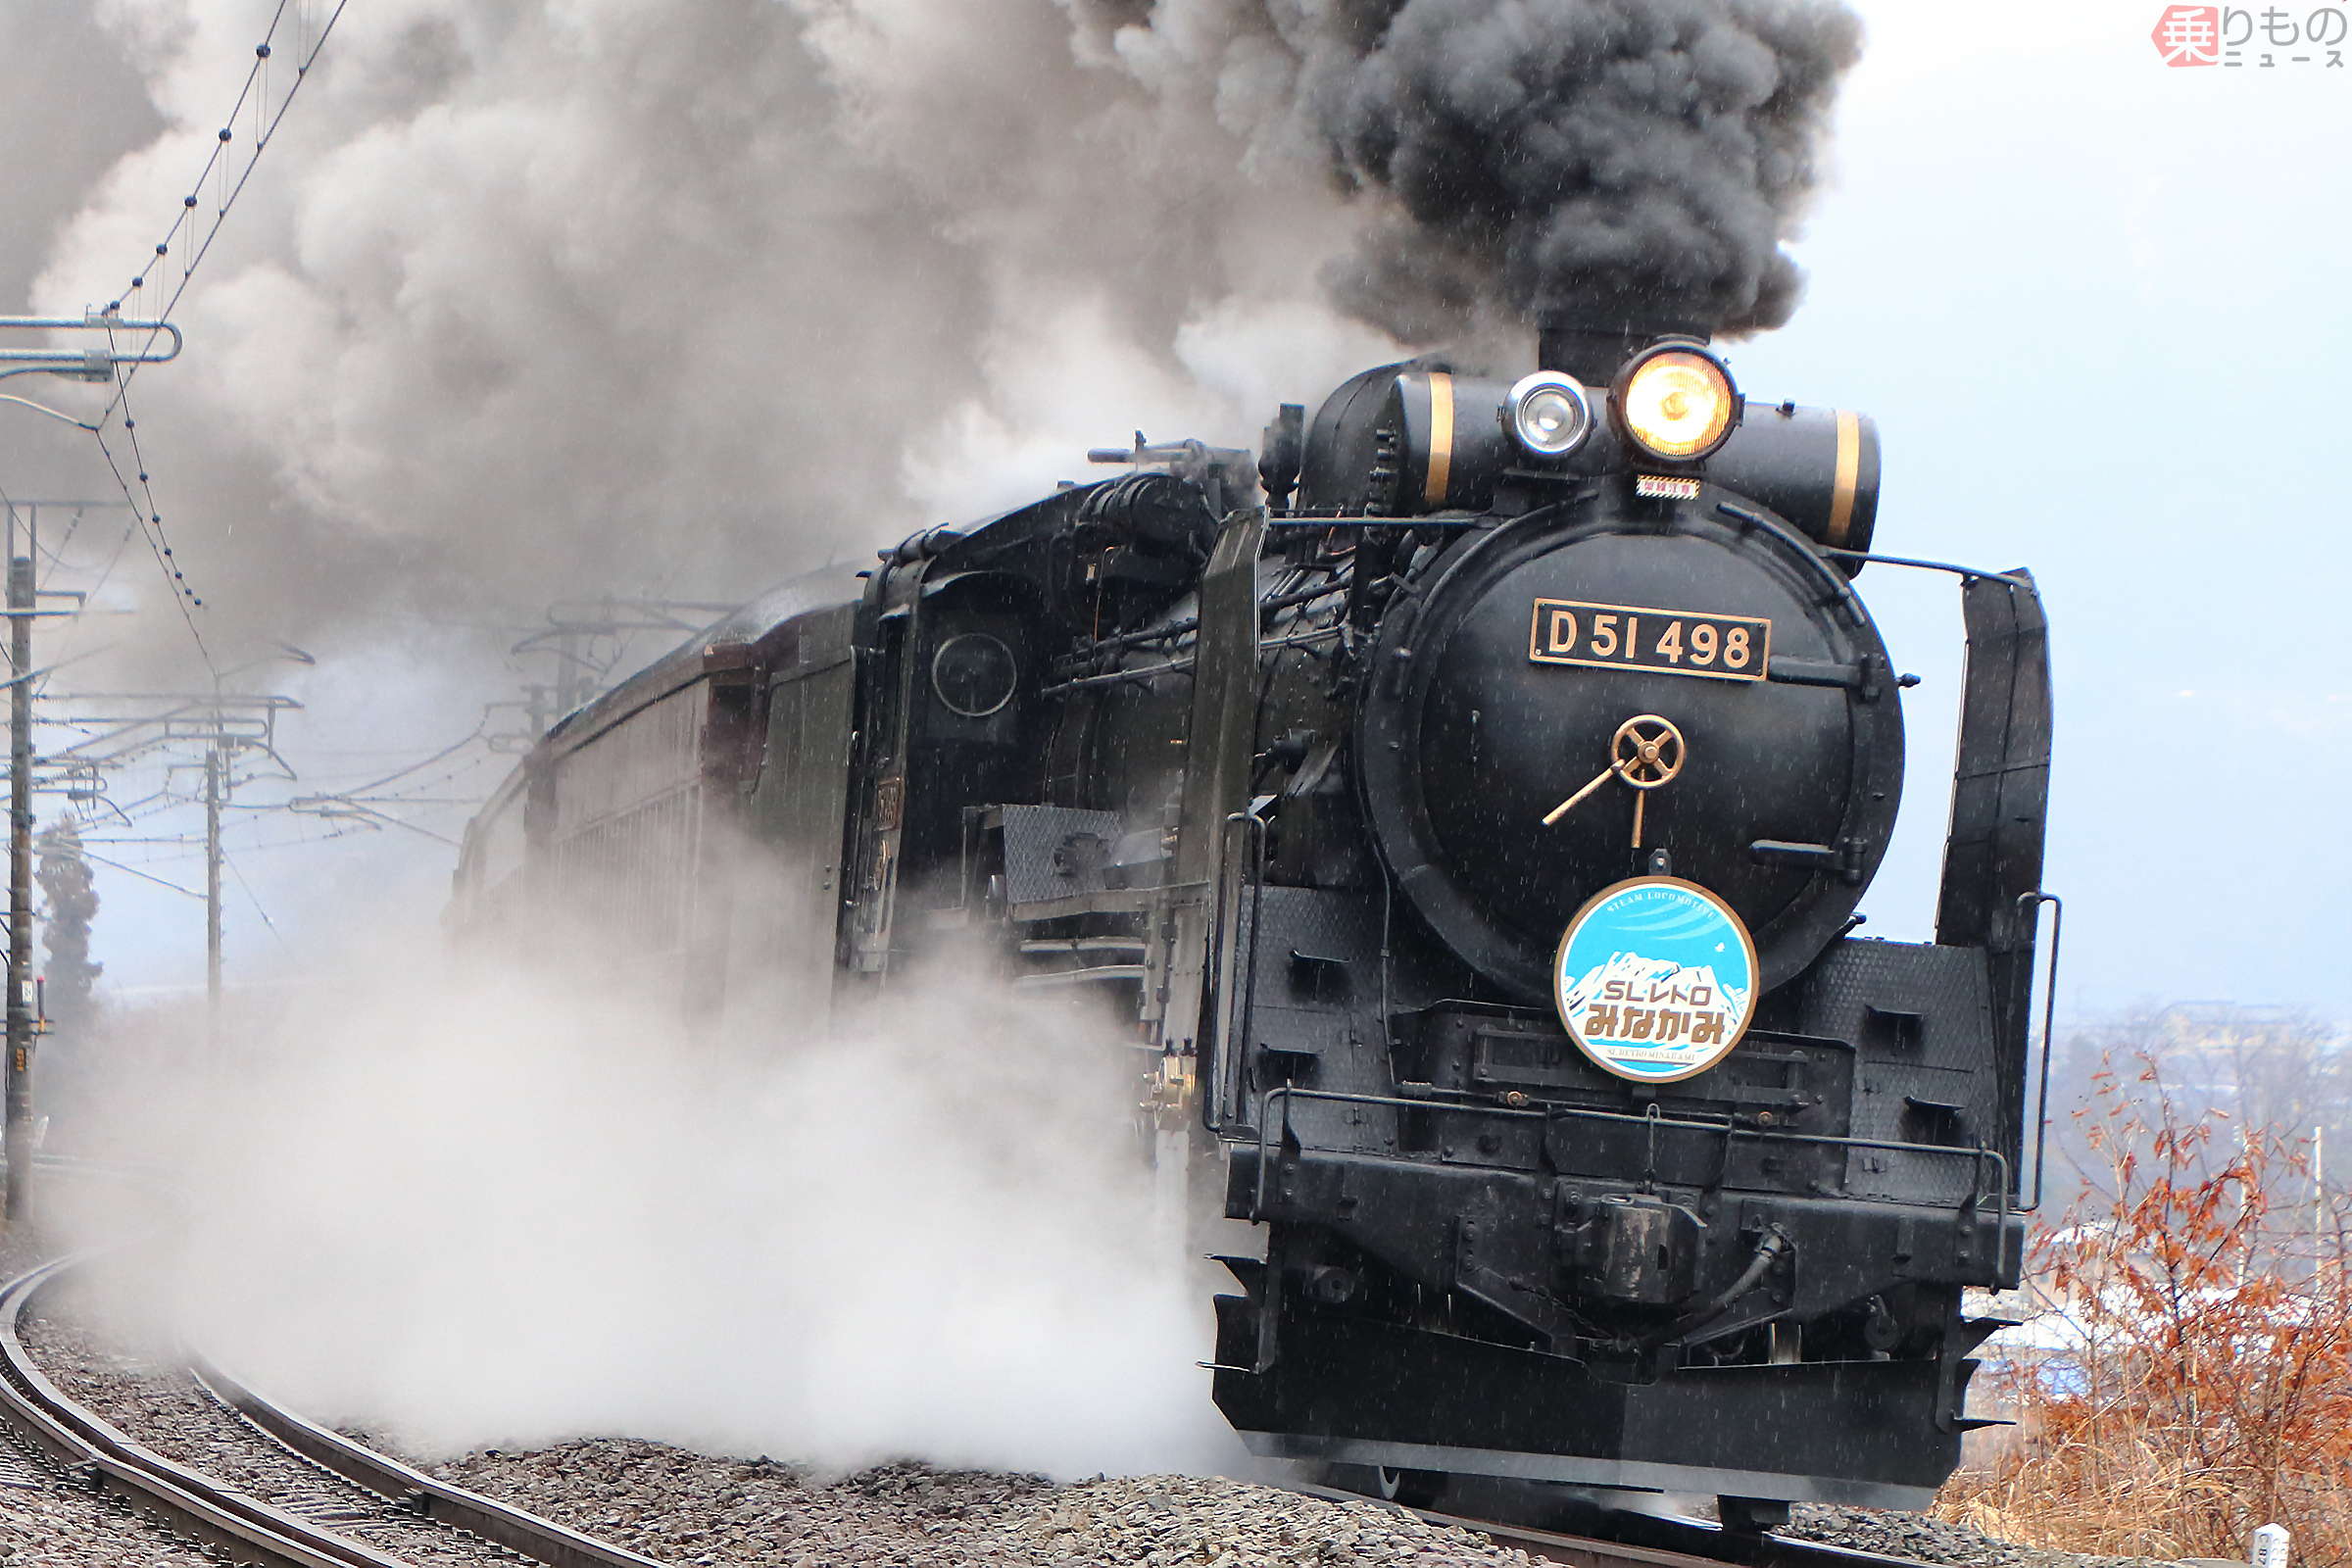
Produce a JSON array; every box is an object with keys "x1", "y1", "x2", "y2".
[{"x1": 1210, "y1": 1307, "x2": 1959, "y2": 1508}]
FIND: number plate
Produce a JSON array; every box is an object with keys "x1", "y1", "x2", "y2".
[{"x1": 1527, "y1": 599, "x2": 1771, "y2": 682}]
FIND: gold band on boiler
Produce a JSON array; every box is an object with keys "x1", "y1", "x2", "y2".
[
  {"x1": 1827, "y1": 409, "x2": 1859, "y2": 548},
  {"x1": 1424, "y1": 372, "x2": 1455, "y2": 506}
]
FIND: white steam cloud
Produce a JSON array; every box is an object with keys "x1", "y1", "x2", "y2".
[
  {"x1": 24, "y1": 0, "x2": 1854, "y2": 641},
  {"x1": 105, "y1": 935, "x2": 1243, "y2": 1477},
  {"x1": 27, "y1": 0, "x2": 1396, "y2": 637}
]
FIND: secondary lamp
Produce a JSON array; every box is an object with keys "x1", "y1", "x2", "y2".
[{"x1": 1506, "y1": 371, "x2": 1593, "y2": 460}]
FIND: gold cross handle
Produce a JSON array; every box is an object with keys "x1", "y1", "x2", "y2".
[
  {"x1": 1612, "y1": 714, "x2": 1686, "y2": 790},
  {"x1": 1540, "y1": 714, "x2": 1688, "y2": 832}
]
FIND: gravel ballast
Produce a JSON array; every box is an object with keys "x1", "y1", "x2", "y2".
[
  {"x1": 427, "y1": 1442, "x2": 1538, "y2": 1567},
  {"x1": 19, "y1": 1315, "x2": 561, "y2": 1568},
  {"x1": 0, "y1": 1484, "x2": 220, "y2": 1568},
  {"x1": 1788, "y1": 1504, "x2": 2175, "y2": 1568},
  {"x1": 426, "y1": 1439, "x2": 2189, "y2": 1568}
]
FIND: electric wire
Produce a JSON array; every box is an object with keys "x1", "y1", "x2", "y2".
[
  {"x1": 87, "y1": 409, "x2": 212, "y2": 672},
  {"x1": 221, "y1": 849, "x2": 289, "y2": 951},
  {"x1": 99, "y1": 0, "x2": 350, "y2": 417},
  {"x1": 99, "y1": 374, "x2": 200, "y2": 613},
  {"x1": 77, "y1": 0, "x2": 355, "y2": 652},
  {"x1": 336, "y1": 719, "x2": 490, "y2": 797},
  {"x1": 75, "y1": 511, "x2": 151, "y2": 621},
  {"x1": 74, "y1": 848, "x2": 204, "y2": 901},
  {"x1": 37, "y1": 509, "x2": 85, "y2": 580}
]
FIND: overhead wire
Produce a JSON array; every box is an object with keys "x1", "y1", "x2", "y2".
[
  {"x1": 75, "y1": 849, "x2": 204, "y2": 901},
  {"x1": 221, "y1": 850, "x2": 289, "y2": 951},
  {"x1": 10, "y1": 16, "x2": 368, "y2": 948},
  {"x1": 74, "y1": 509, "x2": 152, "y2": 618},
  {"x1": 99, "y1": 0, "x2": 349, "y2": 416},
  {"x1": 337, "y1": 719, "x2": 491, "y2": 797},
  {"x1": 17, "y1": 500, "x2": 99, "y2": 595},
  {"x1": 99, "y1": 826, "x2": 365, "y2": 865},
  {"x1": 77, "y1": 0, "x2": 356, "y2": 659},
  {"x1": 59, "y1": 711, "x2": 495, "y2": 868},
  {"x1": 88, "y1": 392, "x2": 212, "y2": 671}
]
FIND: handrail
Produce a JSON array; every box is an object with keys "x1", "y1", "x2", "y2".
[{"x1": 2016, "y1": 890, "x2": 2065, "y2": 1211}]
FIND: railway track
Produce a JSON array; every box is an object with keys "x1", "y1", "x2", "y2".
[
  {"x1": 0, "y1": 1234, "x2": 1947, "y2": 1568},
  {"x1": 0, "y1": 1252, "x2": 673, "y2": 1568}
]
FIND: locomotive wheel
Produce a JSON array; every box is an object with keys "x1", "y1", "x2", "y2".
[
  {"x1": 1336, "y1": 1466, "x2": 1439, "y2": 1513},
  {"x1": 1324, "y1": 1463, "x2": 1447, "y2": 1508},
  {"x1": 1374, "y1": 1465, "x2": 1447, "y2": 1508}
]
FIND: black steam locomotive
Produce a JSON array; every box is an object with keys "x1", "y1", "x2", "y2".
[{"x1": 455, "y1": 320, "x2": 2053, "y2": 1522}]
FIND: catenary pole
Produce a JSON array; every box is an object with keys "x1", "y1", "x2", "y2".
[
  {"x1": 5, "y1": 542, "x2": 33, "y2": 1218},
  {"x1": 205, "y1": 743, "x2": 221, "y2": 1051},
  {"x1": 0, "y1": 323, "x2": 181, "y2": 1224}
]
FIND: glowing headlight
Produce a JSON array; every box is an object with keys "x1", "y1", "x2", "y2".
[
  {"x1": 1507, "y1": 371, "x2": 1593, "y2": 460},
  {"x1": 1614, "y1": 343, "x2": 1740, "y2": 462}
]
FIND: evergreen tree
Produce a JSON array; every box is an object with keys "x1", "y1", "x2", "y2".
[{"x1": 34, "y1": 816, "x2": 100, "y2": 1026}]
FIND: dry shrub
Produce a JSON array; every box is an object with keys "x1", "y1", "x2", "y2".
[{"x1": 1936, "y1": 1055, "x2": 2352, "y2": 1562}]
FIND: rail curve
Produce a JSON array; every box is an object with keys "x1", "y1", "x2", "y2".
[{"x1": 0, "y1": 1251, "x2": 671, "y2": 1568}]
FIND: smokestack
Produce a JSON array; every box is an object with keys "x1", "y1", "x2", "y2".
[{"x1": 1537, "y1": 313, "x2": 1710, "y2": 387}]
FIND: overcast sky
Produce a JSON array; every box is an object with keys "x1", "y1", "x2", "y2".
[
  {"x1": 1, "y1": 0, "x2": 2344, "y2": 1024},
  {"x1": 1735, "y1": 0, "x2": 2352, "y2": 1016}
]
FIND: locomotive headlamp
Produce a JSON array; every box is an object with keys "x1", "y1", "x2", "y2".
[
  {"x1": 1507, "y1": 371, "x2": 1593, "y2": 460},
  {"x1": 1614, "y1": 343, "x2": 1740, "y2": 462}
]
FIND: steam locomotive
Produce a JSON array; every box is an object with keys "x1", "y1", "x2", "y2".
[{"x1": 454, "y1": 319, "x2": 2053, "y2": 1524}]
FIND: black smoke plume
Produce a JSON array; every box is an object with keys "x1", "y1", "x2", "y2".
[{"x1": 1074, "y1": 0, "x2": 1863, "y2": 340}]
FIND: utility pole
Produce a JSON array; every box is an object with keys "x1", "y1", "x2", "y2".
[
  {"x1": 205, "y1": 744, "x2": 222, "y2": 1051},
  {"x1": 5, "y1": 544, "x2": 32, "y2": 1218},
  {"x1": 38, "y1": 685, "x2": 303, "y2": 1052},
  {"x1": 0, "y1": 320, "x2": 182, "y2": 1224}
]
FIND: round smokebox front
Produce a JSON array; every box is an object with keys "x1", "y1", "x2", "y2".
[{"x1": 1355, "y1": 494, "x2": 1904, "y2": 1004}]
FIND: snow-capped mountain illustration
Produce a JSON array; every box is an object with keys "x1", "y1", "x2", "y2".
[{"x1": 1561, "y1": 951, "x2": 1749, "y2": 1024}]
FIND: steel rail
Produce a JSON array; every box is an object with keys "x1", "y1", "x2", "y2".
[
  {"x1": 0, "y1": 1255, "x2": 406, "y2": 1568},
  {"x1": 0, "y1": 1250, "x2": 674, "y2": 1568},
  {"x1": 191, "y1": 1353, "x2": 669, "y2": 1568}
]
